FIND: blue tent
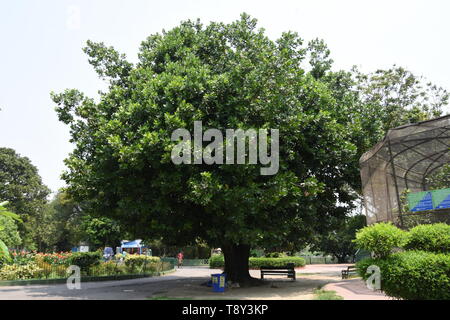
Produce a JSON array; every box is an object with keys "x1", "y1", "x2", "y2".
[{"x1": 120, "y1": 239, "x2": 147, "y2": 254}]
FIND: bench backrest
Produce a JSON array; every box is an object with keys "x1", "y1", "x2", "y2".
[{"x1": 261, "y1": 263, "x2": 295, "y2": 270}]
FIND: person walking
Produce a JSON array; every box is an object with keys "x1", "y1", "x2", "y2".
[{"x1": 177, "y1": 251, "x2": 184, "y2": 268}]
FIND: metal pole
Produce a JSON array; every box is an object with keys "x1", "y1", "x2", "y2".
[{"x1": 388, "y1": 139, "x2": 404, "y2": 228}]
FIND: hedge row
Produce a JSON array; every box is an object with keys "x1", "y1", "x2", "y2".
[
  {"x1": 68, "y1": 252, "x2": 102, "y2": 271},
  {"x1": 354, "y1": 222, "x2": 450, "y2": 258},
  {"x1": 209, "y1": 255, "x2": 305, "y2": 269},
  {"x1": 404, "y1": 223, "x2": 450, "y2": 253},
  {"x1": 356, "y1": 250, "x2": 450, "y2": 300}
]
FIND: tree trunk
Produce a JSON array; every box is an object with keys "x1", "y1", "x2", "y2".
[{"x1": 222, "y1": 243, "x2": 261, "y2": 286}]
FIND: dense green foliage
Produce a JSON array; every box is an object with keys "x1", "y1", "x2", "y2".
[
  {"x1": 0, "y1": 201, "x2": 21, "y2": 264},
  {"x1": 53, "y1": 14, "x2": 363, "y2": 265},
  {"x1": 0, "y1": 148, "x2": 50, "y2": 250},
  {"x1": 356, "y1": 251, "x2": 450, "y2": 300},
  {"x1": 354, "y1": 222, "x2": 407, "y2": 258},
  {"x1": 426, "y1": 164, "x2": 450, "y2": 190},
  {"x1": 124, "y1": 254, "x2": 161, "y2": 273},
  {"x1": 0, "y1": 252, "x2": 172, "y2": 281},
  {"x1": 81, "y1": 216, "x2": 122, "y2": 249},
  {"x1": 49, "y1": 14, "x2": 448, "y2": 282},
  {"x1": 31, "y1": 191, "x2": 125, "y2": 251},
  {"x1": 0, "y1": 262, "x2": 43, "y2": 280},
  {"x1": 67, "y1": 251, "x2": 102, "y2": 272},
  {"x1": 0, "y1": 216, "x2": 21, "y2": 248},
  {"x1": 209, "y1": 255, "x2": 305, "y2": 268},
  {"x1": 313, "y1": 214, "x2": 366, "y2": 262},
  {"x1": 405, "y1": 223, "x2": 450, "y2": 253}
]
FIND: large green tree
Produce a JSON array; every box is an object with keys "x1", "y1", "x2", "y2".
[
  {"x1": 0, "y1": 148, "x2": 50, "y2": 249},
  {"x1": 53, "y1": 14, "x2": 358, "y2": 283}
]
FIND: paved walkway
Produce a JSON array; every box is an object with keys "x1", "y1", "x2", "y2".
[{"x1": 323, "y1": 278, "x2": 390, "y2": 300}]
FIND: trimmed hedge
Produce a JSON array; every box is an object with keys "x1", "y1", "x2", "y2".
[
  {"x1": 209, "y1": 255, "x2": 305, "y2": 269},
  {"x1": 124, "y1": 255, "x2": 160, "y2": 273},
  {"x1": 68, "y1": 251, "x2": 102, "y2": 272},
  {"x1": 209, "y1": 255, "x2": 225, "y2": 268},
  {"x1": 354, "y1": 222, "x2": 406, "y2": 258},
  {"x1": 356, "y1": 251, "x2": 450, "y2": 300},
  {"x1": 405, "y1": 223, "x2": 450, "y2": 253}
]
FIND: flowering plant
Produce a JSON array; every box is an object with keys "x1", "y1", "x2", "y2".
[
  {"x1": 35, "y1": 252, "x2": 72, "y2": 266},
  {"x1": 10, "y1": 250, "x2": 36, "y2": 265}
]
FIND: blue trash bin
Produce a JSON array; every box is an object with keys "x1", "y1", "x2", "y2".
[{"x1": 211, "y1": 273, "x2": 226, "y2": 292}]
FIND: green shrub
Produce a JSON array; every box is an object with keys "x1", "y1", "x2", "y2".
[
  {"x1": 356, "y1": 251, "x2": 450, "y2": 300},
  {"x1": 209, "y1": 255, "x2": 305, "y2": 268},
  {"x1": 249, "y1": 257, "x2": 305, "y2": 268},
  {"x1": 405, "y1": 223, "x2": 450, "y2": 253},
  {"x1": 68, "y1": 251, "x2": 102, "y2": 272},
  {"x1": 265, "y1": 252, "x2": 286, "y2": 258},
  {"x1": 209, "y1": 254, "x2": 224, "y2": 268},
  {"x1": 92, "y1": 261, "x2": 126, "y2": 276},
  {"x1": 354, "y1": 222, "x2": 406, "y2": 258},
  {"x1": 124, "y1": 254, "x2": 160, "y2": 273},
  {"x1": 0, "y1": 262, "x2": 43, "y2": 280}
]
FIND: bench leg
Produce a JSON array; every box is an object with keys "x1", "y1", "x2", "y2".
[{"x1": 261, "y1": 273, "x2": 264, "y2": 279}]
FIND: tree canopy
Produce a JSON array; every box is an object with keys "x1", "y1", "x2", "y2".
[
  {"x1": 52, "y1": 14, "x2": 448, "y2": 283},
  {"x1": 0, "y1": 148, "x2": 50, "y2": 249},
  {"x1": 52, "y1": 14, "x2": 362, "y2": 282}
]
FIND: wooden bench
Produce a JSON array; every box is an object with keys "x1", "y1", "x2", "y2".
[
  {"x1": 341, "y1": 266, "x2": 357, "y2": 279},
  {"x1": 260, "y1": 263, "x2": 296, "y2": 281}
]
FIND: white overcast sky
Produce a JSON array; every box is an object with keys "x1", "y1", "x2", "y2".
[{"x1": 1, "y1": 0, "x2": 450, "y2": 193}]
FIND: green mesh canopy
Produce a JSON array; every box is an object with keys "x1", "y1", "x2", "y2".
[{"x1": 360, "y1": 115, "x2": 450, "y2": 226}]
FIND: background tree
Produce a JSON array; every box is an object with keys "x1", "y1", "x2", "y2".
[
  {"x1": 426, "y1": 164, "x2": 450, "y2": 190},
  {"x1": 53, "y1": 14, "x2": 358, "y2": 284},
  {"x1": 44, "y1": 191, "x2": 86, "y2": 251},
  {"x1": 0, "y1": 148, "x2": 50, "y2": 249},
  {"x1": 41, "y1": 191, "x2": 124, "y2": 251},
  {"x1": 307, "y1": 40, "x2": 448, "y2": 163},
  {"x1": 0, "y1": 215, "x2": 22, "y2": 248},
  {"x1": 0, "y1": 201, "x2": 21, "y2": 264},
  {"x1": 81, "y1": 216, "x2": 122, "y2": 250},
  {"x1": 307, "y1": 42, "x2": 448, "y2": 245},
  {"x1": 312, "y1": 214, "x2": 366, "y2": 263}
]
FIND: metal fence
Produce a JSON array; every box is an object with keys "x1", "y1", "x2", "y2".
[
  {"x1": 298, "y1": 255, "x2": 338, "y2": 264},
  {"x1": 161, "y1": 257, "x2": 209, "y2": 266}
]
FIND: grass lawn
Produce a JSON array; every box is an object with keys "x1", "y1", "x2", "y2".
[{"x1": 313, "y1": 289, "x2": 343, "y2": 300}]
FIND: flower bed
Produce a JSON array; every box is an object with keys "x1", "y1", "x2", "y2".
[{"x1": 0, "y1": 252, "x2": 172, "y2": 281}]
